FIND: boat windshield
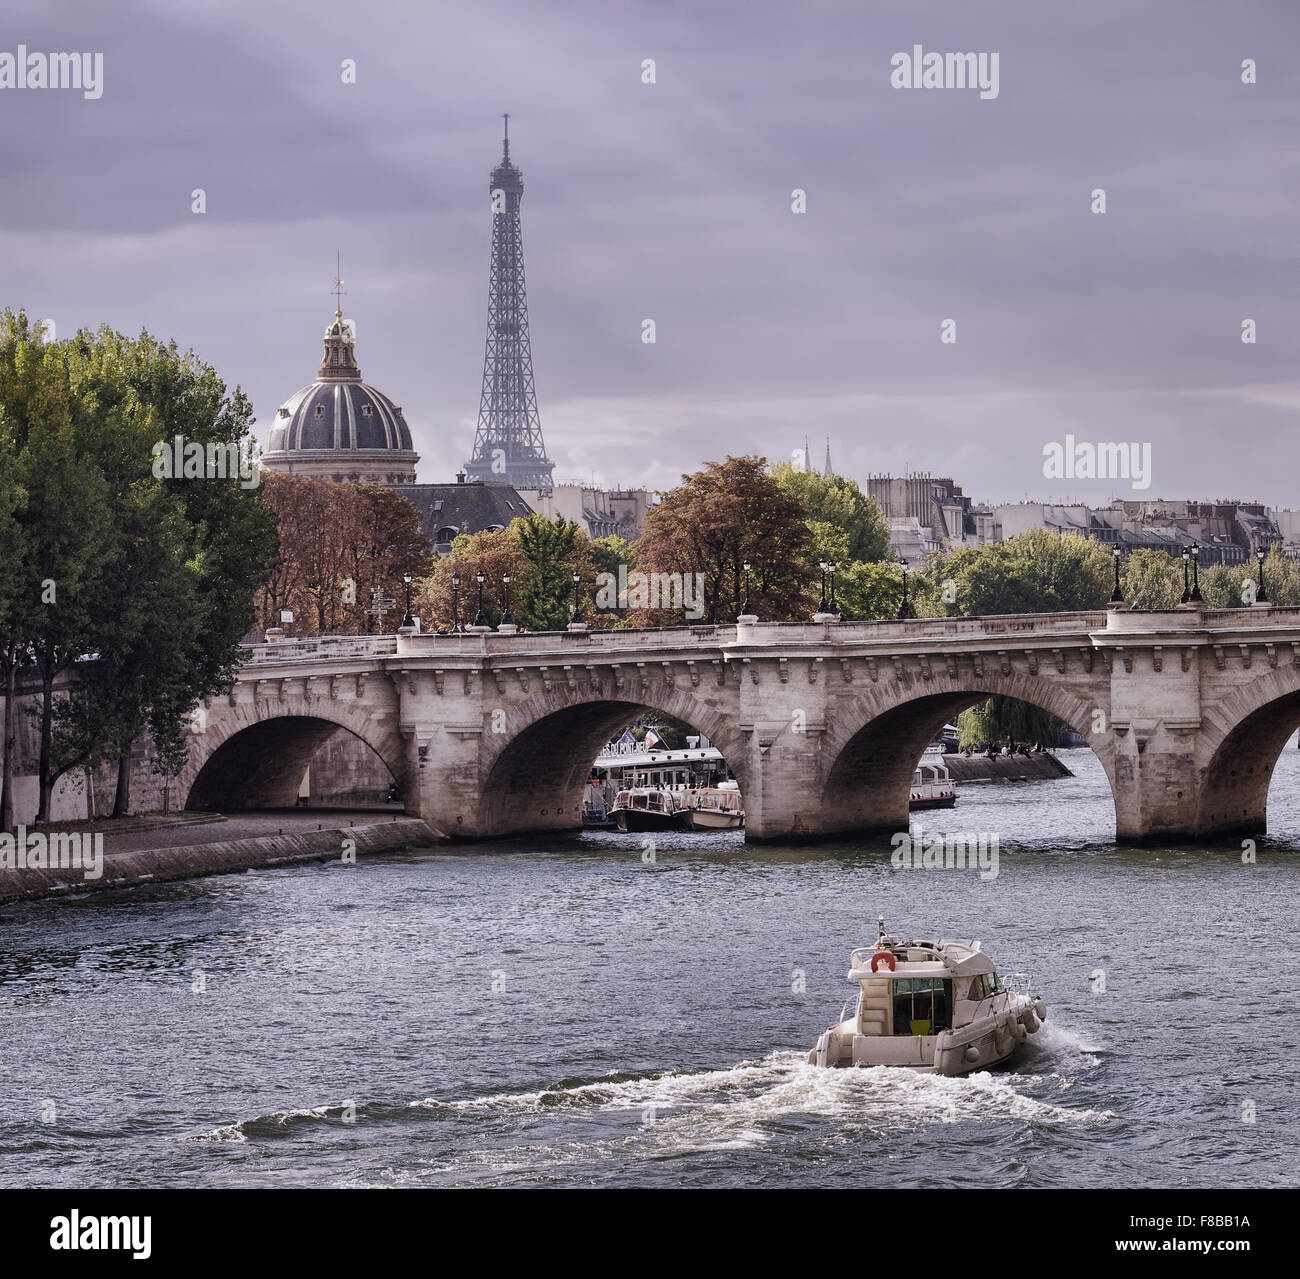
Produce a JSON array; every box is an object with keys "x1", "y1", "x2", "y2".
[{"x1": 891, "y1": 977, "x2": 952, "y2": 1036}]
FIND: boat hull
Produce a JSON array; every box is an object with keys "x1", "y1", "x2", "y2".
[
  {"x1": 809, "y1": 998, "x2": 1043, "y2": 1076},
  {"x1": 614, "y1": 809, "x2": 686, "y2": 833},
  {"x1": 683, "y1": 810, "x2": 744, "y2": 830},
  {"x1": 908, "y1": 794, "x2": 956, "y2": 810}
]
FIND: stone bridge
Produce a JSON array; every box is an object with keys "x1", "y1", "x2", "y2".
[{"x1": 179, "y1": 606, "x2": 1300, "y2": 844}]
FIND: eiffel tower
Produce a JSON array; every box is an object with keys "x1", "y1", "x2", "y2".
[{"x1": 464, "y1": 115, "x2": 554, "y2": 493}]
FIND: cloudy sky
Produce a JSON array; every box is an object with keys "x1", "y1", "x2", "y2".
[{"x1": 3, "y1": 0, "x2": 1298, "y2": 506}]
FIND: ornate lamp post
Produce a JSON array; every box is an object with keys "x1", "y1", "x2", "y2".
[
  {"x1": 451, "y1": 572, "x2": 461, "y2": 632},
  {"x1": 1110, "y1": 545, "x2": 1124, "y2": 604},
  {"x1": 572, "y1": 571, "x2": 582, "y2": 618},
  {"x1": 817, "y1": 560, "x2": 829, "y2": 614},
  {"x1": 896, "y1": 558, "x2": 915, "y2": 620},
  {"x1": 1179, "y1": 547, "x2": 1191, "y2": 605},
  {"x1": 401, "y1": 571, "x2": 415, "y2": 628},
  {"x1": 499, "y1": 572, "x2": 513, "y2": 627},
  {"x1": 1256, "y1": 548, "x2": 1269, "y2": 604},
  {"x1": 741, "y1": 560, "x2": 752, "y2": 618},
  {"x1": 474, "y1": 570, "x2": 486, "y2": 627},
  {"x1": 1189, "y1": 541, "x2": 1203, "y2": 603},
  {"x1": 828, "y1": 561, "x2": 838, "y2": 616}
]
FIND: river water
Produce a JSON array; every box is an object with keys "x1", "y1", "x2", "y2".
[{"x1": 3, "y1": 745, "x2": 1299, "y2": 1189}]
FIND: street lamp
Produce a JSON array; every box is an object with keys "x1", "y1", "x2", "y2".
[
  {"x1": 1189, "y1": 541, "x2": 1203, "y2": 603},
  {"x1": 896, "y1": 557, "x2": 915, "y2": 620},
  {"x1": 572, "y1": 571, "x2": 582, "y2": 621},
  {"x1": 474, "y1": 570, "x2": 486, "y2": 627},
  {"x1": 1256, "y1": 548, "x2": 1269, "y2": 604},
  {"x1": 500, "y1": 572, "x2": 513, "y2": 626},
  {"x1": 451, "y1": 572, "x2": 461, "y2": 632},
  {"x1": 1180, "y1": 547, "x2": 1191, "y2": 605},
  {"x1": 1110, "y1": 545, "x2": 1124, "y2": 604},
  {"x1": 817, "y1": 560, "x2": 829, "y2": 614},
  {"x1": 828, "y1": 562, "x2": 838, "y2": 615},
  {"x1": 401, "y1": 571, "x2": 415, "y2": 628},
  {"x1": 741, "y1": 560, "x2": 752, "y2": 618}
]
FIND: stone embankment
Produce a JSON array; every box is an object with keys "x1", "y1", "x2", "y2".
[
  {"x1": 945, "y1": 752, "x2": 1074, "y2": 784},
  {"x1": 0, "y1": 816, "x2": 443, "y2": 905}
]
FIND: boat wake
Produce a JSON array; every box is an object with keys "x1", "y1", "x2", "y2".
[{"x1": 187, "y1": 1031, "x2": 1109, "y2": 1181}]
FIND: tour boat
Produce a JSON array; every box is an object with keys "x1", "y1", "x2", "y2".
[
  {"x1": 678, "y1": 782, "x2": 744, "y2": 831},
  {"x1": 910, "y1": 745, "x2": 957, "y2": 810},
  {"x1": 611, "y1": 787, "x2": 686, "y2": 832},
  {"x1": 808, "y1": 919, "x2": 1046, "y2": 1076}
]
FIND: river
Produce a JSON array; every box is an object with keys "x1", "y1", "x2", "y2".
[{"x1": 2, "y1": 744, "x2": 1298, "y2": 1188}]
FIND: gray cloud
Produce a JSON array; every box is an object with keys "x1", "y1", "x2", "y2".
[{"x1": 2, "y1": 0, "x2": 1297, "y2": 503}]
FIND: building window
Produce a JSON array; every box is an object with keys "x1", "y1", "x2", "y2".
[
  {"x1": 362, "y1": 405, "x2": 373, "y2": 417},
  {"x1": 314, "y1": 404, "x2": 325, "y2": 419}
]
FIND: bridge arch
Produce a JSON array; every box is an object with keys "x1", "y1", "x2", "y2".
[
  {"x1": 1196, "y1": 667, "x2": 1300, "y2": 839},
  {"x1": 818, "y1": 672, "x2": 1118, "y2": 840},
  {"x1": 181, "y1": 697, "x2": 408, "y2": 813},
  {"x1": 475, "y1": 687, "x2": 748, "y2": 839}
]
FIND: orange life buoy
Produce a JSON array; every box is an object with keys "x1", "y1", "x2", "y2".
[{"x1": 870, "y1": 951, "x2": 897, "y2": 972}]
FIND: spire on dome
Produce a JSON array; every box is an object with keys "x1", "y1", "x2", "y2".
[
  {"x1": 319, "y1": 309, "x2": 361, "y2": 382},
  {"x1": 317, "y1": 252, "x2": 361, "y2": 380}
]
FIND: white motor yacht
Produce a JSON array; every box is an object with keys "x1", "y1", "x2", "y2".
[{"x1": 808, "y1": 918, "x2": 1046, "y2": 1076}]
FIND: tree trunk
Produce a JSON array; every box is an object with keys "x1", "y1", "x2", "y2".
[
  {"x1": 112, "y1": 748, "x2": 132, "y2": 818},
  {"x1": 35, "y1": 657, "x2": 56, "y2": 824},
  {"x1": 0, "y1": 651, "x2": 16, "y2": 830}
]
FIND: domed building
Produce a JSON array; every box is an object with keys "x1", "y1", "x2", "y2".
[{"x1": 261, "y1": 308, "x2": 421, "y2": 485}]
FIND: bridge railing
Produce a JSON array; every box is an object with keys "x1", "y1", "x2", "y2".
[
  {"x1": 241, "y1": 634, "x2": 399, "y2": 665},
  {"x1": 236, "y1": 606, "x2": 1300, "y2": 669}
]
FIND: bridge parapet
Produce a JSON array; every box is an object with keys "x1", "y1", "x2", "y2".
[{"x1": 242, "y1": 634, "x2": 399, "y2": 665}]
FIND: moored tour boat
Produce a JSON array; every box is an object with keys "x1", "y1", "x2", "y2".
[
  {"x1": 910, "y1": 744, "x2": 957, "y2": 810},
  {"x1": 611, "y1": 787, "x2": 685, "y2": 832},
  {"x1": 808, "y1": 918, "x2": 1046, "y2": 1076},
  {"x1": 678, "y1": 782, "x2": 744, "y2": 831}
]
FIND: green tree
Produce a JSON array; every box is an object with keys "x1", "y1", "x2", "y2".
[
  {"x1": 771, "y1": 463, "x2": 890, "y2": 563},
  {"x1": 1121, "y1": 548, "x2": 1184, "y2": 610},
  {"x1": 516, "y1": 514, "x2": 583, "y2": 632},
  {"x1": 932, "y1": 529, "x2": 1112, "y2": 617}
]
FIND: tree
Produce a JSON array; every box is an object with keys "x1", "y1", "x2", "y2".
[
  {"x1": 415, "y1": 528, "x2": 525, "y2": 632},
  {"x1": 0, "y1": 316, "x2": 117, "y2": 822},
  {"x1": 1122, "y1": 548, "x2": 1183, "y2": 610},
  {"x1": 257, "y1": 476, "x2": 431, "y2": 635},
  {"x1": 414, "y1": 518, "x2": 600, "y2": 632},
  {"x1": 958, "y1": 700, "x2": 1061, "y2": 749},
  {"x1": 771, "y1": 462, "x2": 891, "y2": 563},
  {"x1": 1, "y1": 316, "x2": 280, "y2": 821},
  {"x1": 930, "y1": 529, "x2": 1112, "y2": 617},
  {"x1": 834, "y1": 560, "x2": 909, "y2": 620},
  {"x1": 633, "y1": 456, "x2": 814, "y2": 623},
  {"x1": 516, "y1": 515, "x2": 584, "y2": 632}
]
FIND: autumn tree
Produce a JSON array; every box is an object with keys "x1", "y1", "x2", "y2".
[
  {"x1": 258, "y1": 476, "x2": 431, "y2": 634},
  {"x1": 632, "y1": 456, "x2": 814, "y2": 623}
]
